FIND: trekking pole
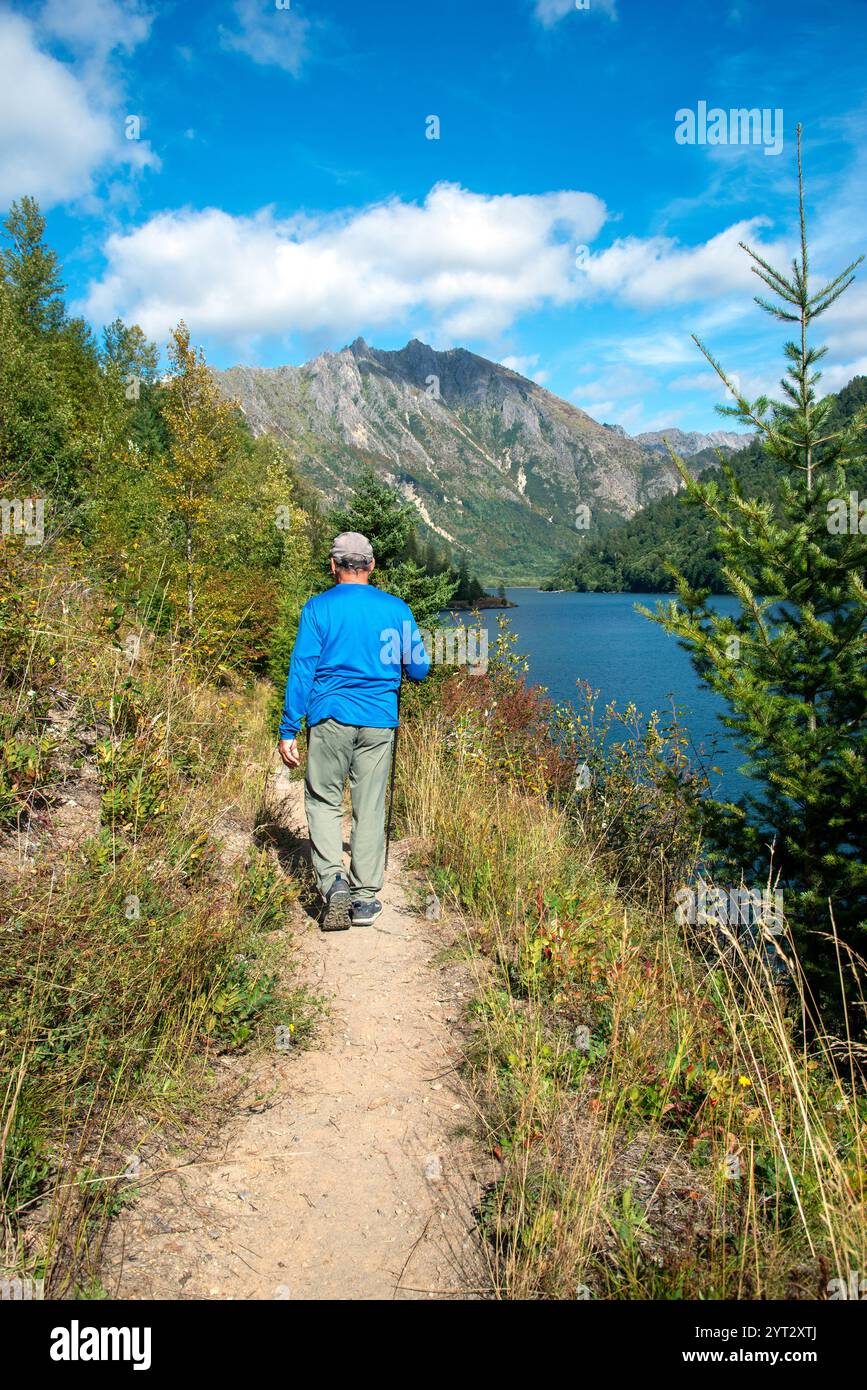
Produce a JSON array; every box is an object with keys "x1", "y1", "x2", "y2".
[{"x1": 384, "y1": 680, "x2": 402, "y2": 871}]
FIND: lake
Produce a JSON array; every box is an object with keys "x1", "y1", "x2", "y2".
[{"x1": 493, "y1": 589, "x2": 749, "y2": 803}]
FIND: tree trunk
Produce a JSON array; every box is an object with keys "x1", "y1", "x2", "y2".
[{"x1": 185, "y1": 519, "x2": 194, "y2": 628}]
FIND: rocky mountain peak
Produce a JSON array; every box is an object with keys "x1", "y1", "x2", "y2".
[
  {"x1": 635, "y1": 427, "x2": 755, "y2": 457},
  {"x1": 215, "y1": 337, "x2": 687, "y2": 580}
]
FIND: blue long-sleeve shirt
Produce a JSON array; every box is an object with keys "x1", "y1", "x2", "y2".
[{"x1": 279, "y1": 583, "x2": 430, "y2": 739}]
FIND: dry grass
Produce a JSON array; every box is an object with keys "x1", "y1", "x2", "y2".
[
  {"x1": 0, "y1": 549, "x2": 308, "y2": 1296},
  {"x1": 399, "y1": 674, "x2": 867, "y2": 1300}
]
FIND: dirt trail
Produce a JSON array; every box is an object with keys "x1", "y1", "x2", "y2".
[{"x1": 104, "y1": 771, "x2": 488, "y2": 1300}]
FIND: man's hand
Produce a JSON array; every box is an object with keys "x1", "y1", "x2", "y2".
[{"x1": 279, "y1": 737, "x2": 300, "y2": 768}]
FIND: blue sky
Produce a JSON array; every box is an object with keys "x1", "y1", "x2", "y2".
[{"x1": 3, "y1": 0, "x2": 866, "y2": 432}]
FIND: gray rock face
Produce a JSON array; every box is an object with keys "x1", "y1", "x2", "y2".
[
  {"x1": 215, "y1": 339, "x2": 687, "y2": 579},
  {"x1": 634, "y1": 427, "x2": 755, "y2": 457}
]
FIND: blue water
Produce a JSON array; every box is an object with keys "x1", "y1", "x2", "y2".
[{"x1": 495, "y1": 589, "x2": 750, "y2": 804}]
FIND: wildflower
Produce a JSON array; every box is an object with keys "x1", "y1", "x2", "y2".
[{"x1": 738, "y1": 1075, "x2": 751, "y2": 1088}]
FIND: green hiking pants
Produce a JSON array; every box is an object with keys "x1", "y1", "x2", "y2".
[{"x1": 304, "y1": 718, "x2": 395, "y2": 901}]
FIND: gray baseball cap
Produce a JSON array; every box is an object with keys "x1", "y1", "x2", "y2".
[{"x1": 330, "y1": 531, "x2": 374, "y2": 565}]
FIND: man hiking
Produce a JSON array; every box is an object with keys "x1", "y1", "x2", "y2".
[{"x1": 278, "y1": 531, "x2": 430, "y2": 930}]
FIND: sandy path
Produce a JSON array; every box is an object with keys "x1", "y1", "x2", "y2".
[{"x1": 104, "y1": 774, "x2": 488, "y2": 1300}]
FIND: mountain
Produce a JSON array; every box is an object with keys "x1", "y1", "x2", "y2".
[
  {"x1": 634, "y1": 427, "x2": 755, "y2": 457},
  {"x1": 544, "y1": 376, "x2": 867, "y2": 594},
  {"x1": 215, "y1": 338, "x2": 684, "y2": 582}
]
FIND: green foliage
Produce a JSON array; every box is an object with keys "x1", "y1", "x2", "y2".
[
  {"x1": 451, "y1": 556, "x2": 486, "y2": 603},
  {"x1": 236, "y1": 849, "x2": 297, "y2": 932},
  {"x1": 0, "y1": 723, "x2": 56, "y2": 826},
  {"x1": 0, "y1": 571, "x2": 310, "y2": 1290},
  {"x1": 0, "y1": 1098, "x2": 52, "y2": 1217},
  {"x1": 327, "y1": 468, "x2": 459, "y2": 627},
  {"x1": 385, "y1": 557, "x2": 458, "y2": 630},
  {"x1": 1, "y1": 197, "x2": 64, "y2": 334},
  {"x1": 0, "y1": 202, "x2": 123, "y2": 505},
  {"x1": 96, "y1": 736, "x2": 171, "y2": 836},
  {"x1": 0, "y1": 196, "x2": 325, "y2": 1292},
  {"x1": 0, "y1": 281, "x2": 78, "y2": 499},
  {"x1": 551, "y1": 682, "x2": 708, "y2": 902},
  {"x1": 0, "y1": 198, "x2": 319, "y2": 677},
  {"x1": 645, "y1": 133, "x2": 867, "y2": 1012},
  {"x1": 201, "y1": 957, "x2": 276, "y2": 1050},
  {"x1": 101, "y1": 318, "x2": 159, "y2": 383},
  {"x1": 329, "y1": 467, "x2": 415, "y2": 567},
  {"x1": 546, "y1": 380, "x2": 867, "y2": 594}
]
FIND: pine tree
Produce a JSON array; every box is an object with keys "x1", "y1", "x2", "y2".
[
  {"x1": 0, "y1": 280, "x2": 69, "y2": 492},
  {"x1": 329, "y1": 469, "x2": 457, "y2": 626},
  {"x1": 102, "y1": 318, "x2": 159, "y2": 384},
  {"x1": 0, "y1": 197, "x2": 65, "y2": 334},
  {"x1": 329, "y1": 468, "x2": 415, "y2": 567},
  {"x1": 385, "y1": 557, "x2": 457, "y2": 631},
  {"x1": 644, "y1": 129, "x2": 867, "y2": 1014},
  {"x1": 423, "y1": 540, "x2": 441, "y2": 574}
]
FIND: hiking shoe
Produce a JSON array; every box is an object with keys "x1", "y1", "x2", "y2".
[
  {"x1": 350, "y1": 899, "x2": 383, "y2": 927},
  {"x1": 321, "y1": 876, "x2": 352, "y2": 932}
]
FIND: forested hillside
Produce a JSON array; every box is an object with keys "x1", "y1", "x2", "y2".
[{"x1": 545, "y1": 377, "x2": 867, "y2": 592}]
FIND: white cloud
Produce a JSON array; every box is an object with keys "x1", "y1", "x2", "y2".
[
  {"x1": 40, "y1": 0, "x2": 153, "y2": 67},
  {"x1": 0, "y1": 3, "x2": 157, "y2": 209},
  {"x1": 82, "y1": 183, "x2": 608, "y2": 344},
  {"x1": 219, "y1": 0, "x2": 310, "y2": 75},
  {"x1": 820, "y1": 357, "x2": 867, "y2": 393},
  {"x1": 823, "y1": 281, "x2": 867, "y2": 360},
  {"x1": 500, "y1": 352, "x2": 548, "y2": 383},
  {"x1": 0, "y1": 12, "x2": 113, "y2": 206},
  {"x1": 534, "y1": 0, "x2": 618, "y2": 27},
  {"x1": 81, "y1": 184, "x2": 804, "y2": 361},
  {"x1": 574, "y1": 366, "x2": 682, "y2": 431},
  {"x1": 631, "y1": 404, "x2": 687, "y2": 432},
  {"x1": 668, "y1": 370, "x2": 728, "y2": 393},
  {"x1": 579, "y1": 399, "x2": 616, "y2": 418},
  {"x1": 573, "y1": 365, "x2": 650, "y2": 400},
  {"x1": 614, "y1": 333, "x2": 698, "y2": 368},
  {"x1": 610, "y1": 400, "x2": 661, "y2": 432},
  {"x1": 501, "y1": 353, "x2": 538, "y2": 373},
  {"x1": 580, "y1": 218, "x2": 788, "y2": 309}
]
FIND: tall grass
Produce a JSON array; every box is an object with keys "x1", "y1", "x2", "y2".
[
  {"x1": 0, "y1": 542, "x2": 306, "y2": 1295},
  {"x1": 399, "y1": 662, "x2": 867, "y2": 1300}
]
